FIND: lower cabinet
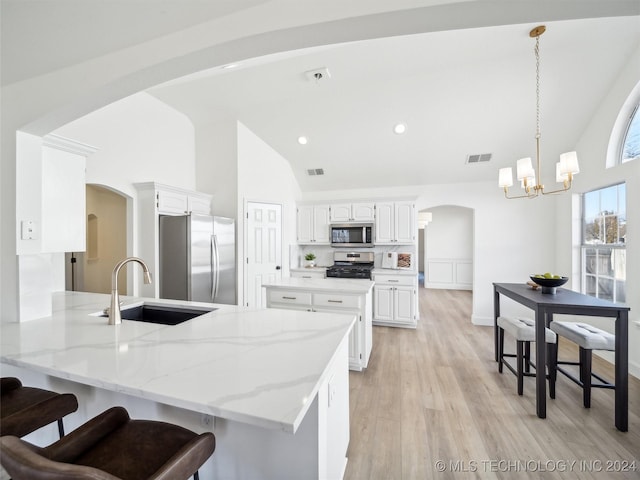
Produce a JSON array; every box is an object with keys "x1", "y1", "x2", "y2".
[
  {"x1": 373, "y1": 273, "x2": 417, "y2": 328},
  {"x1": 265, "y1": 287, "x2": 372, "y2": 371}
]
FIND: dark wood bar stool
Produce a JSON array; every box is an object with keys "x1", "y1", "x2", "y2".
[
  {"x1": 1, "y1": 377, "x2": 78, "y2": 438},
  {"x1": 0, "y1": 406, "x2": 215, "y2": 480},
  {"x1": 497, "y1": 316, "x2": 557, "y2": 397},
  {"x1": 550, "y1": 321, "x2": 615, "y2": 408}
]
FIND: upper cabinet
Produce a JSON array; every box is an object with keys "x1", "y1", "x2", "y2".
[
  {"x1": 40, "y1": 135, "x2": 97, "y2": 253},
  {"x1": 297, "y1": 205, "x2": 330, "y2": 244},
  {"x1": 375, "y1": 201, "x2": 415, "y2": 244},
  {"x1": 156, "y1": 186, "x2": 212, "y2": 216},
  {"x1": 330, "y1": 202, "x2": 375, "y2": 223}
]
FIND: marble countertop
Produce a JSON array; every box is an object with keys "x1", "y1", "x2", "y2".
[
  {"x1": 0, "y1": 292, "x2": 355, "y2": 433},
  {"x1": 263, "y1": 277, "x2": 374, "y2": 293}
]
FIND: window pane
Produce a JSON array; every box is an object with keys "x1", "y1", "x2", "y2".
[
  {"x1": 584, "y1": 248, "x2": 597, "y2": 274},
  {"x1": 598, "y1": 277, "x2": 614, "y2": 301},
  {"x1": 598, "y1": 249, "x2": 614, "y2": 277},
  {"x1": 584, "y1": 275, "x2": 597, "y2": 297},
  {"x1": 616, "y1": 280, "x2": 626, "y2": 303},
  {"x1": 618, "y1": 184, "x2": 626, "y2": 217},
  {"x1": 622, "y1": 105, "x2": 640, "y2": 163},
  {"x1": 614, "y1": 249, "x2": 626, "y2": 281},
  {"x1": 600, "y1": 185, "x2": 618, "y2": 214},
  {"x1": 583, "y1": 190, "x2": 600, "y2": 220}
]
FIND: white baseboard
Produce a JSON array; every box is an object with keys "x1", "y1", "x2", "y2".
[{"x1": 426, "y1": 283, "x2": 473, "y2": 290}]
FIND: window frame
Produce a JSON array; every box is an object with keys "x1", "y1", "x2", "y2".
[{"x1": 620, "y1": 102, "x2": 639, "y2": 164}]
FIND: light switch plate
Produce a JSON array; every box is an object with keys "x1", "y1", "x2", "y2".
[{"x1": 21, "y1": 220, "x2": 38, "y2": 240}]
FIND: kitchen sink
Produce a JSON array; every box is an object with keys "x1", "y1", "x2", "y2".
[{"x1": 99, "y1": 303, "x2": 217, "y2": 325}]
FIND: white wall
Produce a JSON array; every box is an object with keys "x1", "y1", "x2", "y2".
[
  {"x1": 236, "y1": 122, "x2": 302, "y2": 306},
  {"x1": 555, "y1": 45, "x2": 640, "y2": 378},
  {"x1": 54, "y1": 92, "x2": 196, "y2": 197},
  {"x1": 195, "y1": 113, "x2": 238, "y2": 219}
]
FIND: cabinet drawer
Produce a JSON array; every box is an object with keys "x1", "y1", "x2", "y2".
[
  {"x1": 373, "y1": 274, "x2": 415, "y2": 286},
  {"x1": 314, "y1": 293, "x2": 360, "y2": 309},
  {"x1": 268, "y1": 290, "x2": 312, "y2": 306},
  {"x1": 291, "y1": 270, "x2": 325, "y2": 279}
]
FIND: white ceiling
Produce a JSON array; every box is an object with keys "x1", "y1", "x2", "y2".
[
  {"x1": 2, "y1": 1, "x2": 639, "y2": 192},
  {"x1": 149, "y1": 16, "x2": 640, "y2": 191}
]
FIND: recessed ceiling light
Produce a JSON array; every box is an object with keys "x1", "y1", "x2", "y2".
[
  {"x1": 298, "y1": 136, "x2": 308, "y2": 145},
  {"x1": 394, "y1": 123, "x2": 407, "y2": 135}
]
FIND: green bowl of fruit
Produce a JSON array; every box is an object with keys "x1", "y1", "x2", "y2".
[{"x1": 530, "y1": 273, "x2": 568, "y2": 294}]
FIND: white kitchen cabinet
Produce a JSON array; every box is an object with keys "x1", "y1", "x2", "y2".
[
  {"x1": 329, "y1": 202, "x2": 375, "y2": 223},
  {"x1": 373, "y1": 273, "x2": 417, "y2": 328},
  {"x1": 297, "y1": 205, "x2": 330, "y2": 244},
  {"x1": 157, "y1": 186, "x2": 211, "y2": 215},
  {"x1": 265, "y1": 283, "x2": 372, "y2": 371},
  {"x1": 40, "y1": 145, "x2": 87, "y2": 253},
  {"x1": 374, "y1": 201, "x2": 415, "y2": 244}
]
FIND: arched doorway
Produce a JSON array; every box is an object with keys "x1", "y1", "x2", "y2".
[{"x1": 65, "y1": 185, "x2": 128, "y2": 294}]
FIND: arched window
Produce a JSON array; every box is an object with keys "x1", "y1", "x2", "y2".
[{"x1": 621, "y1": 103, "x2": 640, "y2": 163}]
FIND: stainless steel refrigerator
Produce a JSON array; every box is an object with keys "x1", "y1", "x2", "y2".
[{"x1": 159, "y1": 214, "x2": 236, "y2": 304}]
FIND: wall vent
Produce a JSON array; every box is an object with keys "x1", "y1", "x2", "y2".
[
  {"x1": 466, "y1": 153, "x2": 492, "y2": 164},
  {"x1": 307, "y1": 168, "x2": 325, "y2": 176}
]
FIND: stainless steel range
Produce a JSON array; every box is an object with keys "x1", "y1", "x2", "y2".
[{"x1": 326, "y1": 251, "x2": 374, "y2": 279}]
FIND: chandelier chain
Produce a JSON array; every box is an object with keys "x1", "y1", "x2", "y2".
[{"x1": 535, "y1": 35, "x2": 540, "y2": 140}]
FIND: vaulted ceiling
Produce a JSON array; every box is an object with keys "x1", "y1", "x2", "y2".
[{"x1": 3, "y1": 1, "x2": 639, "y2": 192}]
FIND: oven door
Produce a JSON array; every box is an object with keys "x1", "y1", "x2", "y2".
[{"x1": 330, "y1": 224, "x2": 373, "y2": 247}]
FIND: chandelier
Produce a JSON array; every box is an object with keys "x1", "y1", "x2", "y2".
[{"x1": 498, "y1": 25, "x2": 579, "y2": 199}]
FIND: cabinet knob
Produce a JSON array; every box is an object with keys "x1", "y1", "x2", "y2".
[{"x1": 275, "y1": 265, "x2": 281, "y2": 270}]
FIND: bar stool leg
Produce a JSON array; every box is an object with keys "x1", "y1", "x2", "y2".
[
  {"x1": 581, "y1": 346, "x2": 592, "y2": 408},
  {"x1": 57, "y1": 419, "x2": 65, "y2": 438},
  {"x1": 516, "y1": 340, "x2": 524, "y2": 396},
  {"x1": 498, "y1": 327, "x2": 504, "y2": 373},
  {"x1": 524, "y1": 341, "x2": 531, "y2": 373}
]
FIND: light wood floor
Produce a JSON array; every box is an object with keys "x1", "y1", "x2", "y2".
[{"x1": 344, "y1": 288, "x2": 640, "y2": 479}]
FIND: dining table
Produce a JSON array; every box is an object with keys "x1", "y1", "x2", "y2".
[{"x1": 493, "y1": 282, "x2": 630, "y2": 432}]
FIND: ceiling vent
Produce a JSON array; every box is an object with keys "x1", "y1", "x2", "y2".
[
  {"x1": 466, "y1": 153, "x2": 492, "y2": 164},
  {"x1": 307, "y1": 168, "x2": 325, "y2": 176}
]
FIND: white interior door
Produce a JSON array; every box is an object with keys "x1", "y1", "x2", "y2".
[{"x1": 245, "y1": 202, "x2": 282, "y2": 308}]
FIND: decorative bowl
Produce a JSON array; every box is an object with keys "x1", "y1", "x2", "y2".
[{"x1": 530, "y1": 276, "x2": 568, "y2": 294}]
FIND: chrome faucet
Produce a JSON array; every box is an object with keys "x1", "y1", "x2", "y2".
[{"x1": 109, "y1": 257, "x2": 152, "y2": 325}]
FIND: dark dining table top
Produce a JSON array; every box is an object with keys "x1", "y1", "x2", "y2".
[{"x1": 493, "y1": 283, "x2": 630, "y2": 313}]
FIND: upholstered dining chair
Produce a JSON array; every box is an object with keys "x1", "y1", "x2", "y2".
[{"x1": 0, "y1": 406, "x2": 216, "y2": 480}]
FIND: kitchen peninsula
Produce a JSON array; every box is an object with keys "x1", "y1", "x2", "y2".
[{"x1": 0, "y1": 292, "x2": 355, "y2": 480}]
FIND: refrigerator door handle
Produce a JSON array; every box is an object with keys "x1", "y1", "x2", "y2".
[{"x1": 211, "y1": 234, "x2": 220, "y2": 301}]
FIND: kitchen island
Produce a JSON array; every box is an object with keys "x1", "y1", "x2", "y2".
[
  {"x1": 0, "y1": 292, "x2": 355, "y2": 480},
  {"x1": 263, "y1": 277, "x2": 374, "y2": 371}
]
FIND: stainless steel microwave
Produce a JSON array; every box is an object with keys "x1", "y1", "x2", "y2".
[{"x1": 330, "y1": 223, "x2": 374, "y2": 248}]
